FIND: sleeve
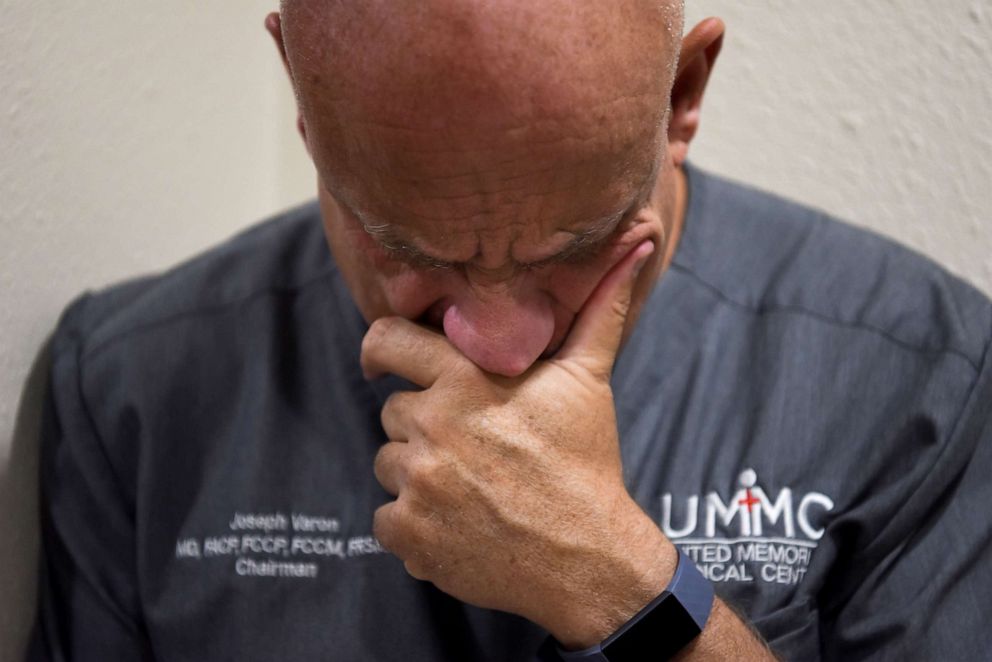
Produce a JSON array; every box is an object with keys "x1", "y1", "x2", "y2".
[
  {"x1": 28, "y1": 297, "x2": 155, "y2": 662},
  {"x1": 820, "y1": 329, "x2": 992, "y2": 661}
]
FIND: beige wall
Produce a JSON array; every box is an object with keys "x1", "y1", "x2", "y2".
[
  {"x1": 0, "y1": 1, "x2": 989, "y2": 658},
  {"x1": 0, "y1": 2, "x2": 313, "y2": 658}
]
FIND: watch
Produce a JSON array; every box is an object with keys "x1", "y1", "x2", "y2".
[{"x1": 552, "y1": 548, "x2": 714, "y2": 661}]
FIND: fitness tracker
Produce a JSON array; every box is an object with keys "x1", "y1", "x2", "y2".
[{"x1": 552, "y1": 547, "x2": 713, "y2": 661}]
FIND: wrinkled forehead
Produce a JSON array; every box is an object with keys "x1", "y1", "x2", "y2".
[
  {"x1": 282, "y1": 0, "x2": 679, "y2": 239},
  {"x1": 318, "y1": 105, "x2": 664, "y2": 254}
]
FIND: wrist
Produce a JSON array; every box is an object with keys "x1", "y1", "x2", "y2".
[
  {"x1": 553, "y1": 547, "x2": 715, "y2": 661},
  {"x1": 543, "y1": 503, "x2": 678, "y2": 650}
]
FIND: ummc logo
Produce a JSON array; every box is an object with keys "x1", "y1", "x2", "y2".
[
  {"x1": 661, "y1": 469, "x2": 834, "y2": 540},
  {"x1": 659, "y1": 469, "x2": 835, "y2": 586}
]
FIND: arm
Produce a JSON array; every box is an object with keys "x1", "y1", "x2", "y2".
[
  {"x1": 818, "y1": 328, "x2": 992, "y2": 661},
  {"x1": 28, "y1": 297, "x2": 154, "y2": 662}
]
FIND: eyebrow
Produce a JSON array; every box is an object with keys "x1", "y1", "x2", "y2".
[{"x1": 355, "y1": 209, "x2": 628, "y2": 270}]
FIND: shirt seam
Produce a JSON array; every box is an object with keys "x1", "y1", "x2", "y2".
[
  {"x1": 78, "y1": 266, "x2": 338, "y2": 365},
  {"x1": 67, "y1": 334, "x2": 153, "y2": 641},
  {"x1": 667, "y1": 261, "x2": 983, "y2": 373}
]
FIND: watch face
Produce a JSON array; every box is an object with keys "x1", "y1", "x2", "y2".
[{"x1": 602, "y1": 592, "x2": 702, "y2": 661}]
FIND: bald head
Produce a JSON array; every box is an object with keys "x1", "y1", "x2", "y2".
[
  {"x1": 280, "y1": 0, "x2": 683, "y2": 120},
  {"x1": 266, "y1": 1, "x2": 722, "y2": 375},
  {"x1": 277, "y1": 1, "x2": 684, "y2": 223}
]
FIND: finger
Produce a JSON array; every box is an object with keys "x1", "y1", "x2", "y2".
[
  {"x1": 558, "y1": 240, "x2": 655, "y2": 379},
  {"x1": 373, "y1": 499, "x2": 427, "y2": 565},
  {"x1": 361, "y1": 316, "x2": 459, "y2": 387},
  {"x1": 381, "y1": 391, "x2": 419, "y2": 442},
  {"x1": 374, "y1": 440, "x2": 412, "y2": 497},
  {"x1": 372, "y1": 501, "x2": 404, "y2": 556}
]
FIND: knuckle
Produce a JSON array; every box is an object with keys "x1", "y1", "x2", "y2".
[
  {"x1": 372, "y1": 501, "x2": 418, "y2": 558},
  {"x1": 382, "y1": 391, "x2": 410, "y2": 421},
  {"x1": 608, "y1": 296, "x2": 631, "y2": 321},
  {"x1": 383, "y1": 390, "x2": 400, "y2": 410},
  {"x1": 372, "y1": 445, "x2": 392, "y2": 483},
  {"x1": 411, "y1": 404, "x2": 439, "y2": 433},
  {"x1": 403, "y1": 557, "x2": 431, "y2": 581},
  {"x1": 374, "y1": 502, "x2": 435, "y2": 570},
  {"x1": 362, "y1": 317, "x2": 397, "y2": 355},
  {"x1": 405, "y1": 456, "x2": 437, "y2": 492},
  {"x1": 447, "y1": 354, "x2": 483, "y2": 384}
]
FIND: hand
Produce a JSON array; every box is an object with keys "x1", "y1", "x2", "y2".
[{"x1": 361, "y1": 240, "x2": 677, "y2": 649}]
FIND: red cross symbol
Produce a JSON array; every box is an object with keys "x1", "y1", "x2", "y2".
[{"x1": 739, "y1": 489, "x2": 760, "y2": 513}]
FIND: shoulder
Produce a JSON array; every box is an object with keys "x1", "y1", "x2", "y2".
[
  {"x1": 52, "y1": 201, "x2": 334, "y2": 360},
  {"x1": 675, "y1": 164, "x2": 992, "y2": 371}
]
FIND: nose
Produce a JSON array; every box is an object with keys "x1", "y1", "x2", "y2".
[{"x1": 441, "y1": 283, "x2": 555, "y2": 377}]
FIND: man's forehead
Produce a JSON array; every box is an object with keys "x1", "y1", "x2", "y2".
[
  {"x1": 343, "y1": 185, "x2": 644, "y2": 268},
  {"x1": 285, "y1": 0, "x2": 677, "y2": 268},
  {"x1": 330, "y1": 138, "x2": 661, "y2": 266}
]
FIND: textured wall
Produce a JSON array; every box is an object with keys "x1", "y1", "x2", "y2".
[
  {"x1": 685, "y1": 1, "x2": 992, "y2": 295},
  {"x1": 0, "y1": 2, "x2": 312, "y2": 659},
  {"x1": 0, "y1": 0, "x2": 989, "y2": 658}
]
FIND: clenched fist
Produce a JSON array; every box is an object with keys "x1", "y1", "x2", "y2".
[{"x1": 360, "y1": 240, "x2": 676, "y2": 650}]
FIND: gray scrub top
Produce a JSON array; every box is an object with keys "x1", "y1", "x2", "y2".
[{"x1": 31, "y1": 164, "x2": 992, "y2": 661}]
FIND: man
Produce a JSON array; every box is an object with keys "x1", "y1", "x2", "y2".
[{"x1": 30, "y1": 1, "x2": 992, "y2": 660}]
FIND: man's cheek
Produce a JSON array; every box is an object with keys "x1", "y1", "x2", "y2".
[
  {"x1": 545, "y1": 262, "x2": 614, "y2": 315},
  {"x1": 546, "y1": 235, "x2": 643, "y2": 309},
  {"x1": 542, "y1": 261, "x2": 623, "y2": 356},
  {"x1": 379, "y1": 269, "x2": 449, "y2": 320},
  {"x1": 344, "y1": 230, "x2": 446, "y2": 320},
  {"x1": 348, "y1": 226, "x2": 401, "y2": 273},
  {"x1": 544, "y1": 225, "x2": 659, "y2": 318}
]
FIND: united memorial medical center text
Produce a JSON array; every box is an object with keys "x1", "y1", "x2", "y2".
[
  {"x1": 662, "y1": 469, "x2": 835, "y2": 587},
  {"x1": 174, "y1": 512, "x2": 387, "y2": 579}
]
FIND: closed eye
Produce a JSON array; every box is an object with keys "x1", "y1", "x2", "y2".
[
  {"x1": 518, "y1": 239, "x2": 607, "y2": 271},
  {"x1": 380, "y1": 243, "x2": 457, "y2": 271}
]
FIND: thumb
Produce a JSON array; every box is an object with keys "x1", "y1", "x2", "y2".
[{"x1": 558, "y1": 240, "x2": 655, "y2": 379}]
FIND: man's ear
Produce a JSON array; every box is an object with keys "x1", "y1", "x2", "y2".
[
  {"x1": 668, "y1": 18, "x2": 725, "y2": 168},
  {"x1": 265, "y1": 12, "x2": 309, "y2": 151}
]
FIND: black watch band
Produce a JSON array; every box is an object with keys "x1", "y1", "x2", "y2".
[{"x1": 550, "y1": 548, "x2": 714, "y2": 661}]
